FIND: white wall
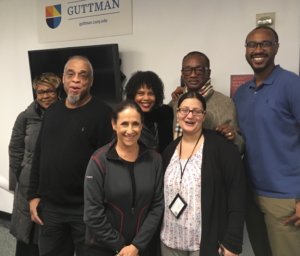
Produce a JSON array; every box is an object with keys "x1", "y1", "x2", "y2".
[{"x1": 1, "y1": 0, "x2": 299, "y2": 214}]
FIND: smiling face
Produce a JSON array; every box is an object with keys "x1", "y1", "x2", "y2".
[
  {"x1": 181, "y1": 54, "x2": 211, "y2": 91},
  {"x1": 112, "y1": 107, "x2": 143, "y2": 148},
  {"x1": 245, "y1": 27, "x2": 279, "y2": 75},
  {"x1": 35, "y1": 84, "x2": 58, "y2": 109},
  {"x1": 177, "y1": 98, "x2": 205, "y2": 135},
  {"x1": 134, "y1": 85, "x2": 156, "y2": 112},
  {"x1": 63, "y1": 57, "x2": 93, "y2": 108}
]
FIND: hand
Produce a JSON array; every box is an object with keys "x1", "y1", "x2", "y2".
[
  {"x1": 171, "y1": 86, "x2": 185, "y2": 101},
  {"x1": 215, "y1": 123, "x2": 235, "y2": 141},
  {"x1": 284, "y1": 201, "x2": 300, "y2": 227},
  {"x1": 118, "y1": 244, "x2": 139, "y2": 256},
  {"x1": 218, "y1": 244, "x2": 239, "y2": 256},
  {"x1": 29, "y1": 198, "x2": 44, "y2": 225}
]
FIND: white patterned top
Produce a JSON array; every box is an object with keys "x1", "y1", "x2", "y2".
[{"x1": 161, "y1": 144, "x2": 203, "y2": 251}]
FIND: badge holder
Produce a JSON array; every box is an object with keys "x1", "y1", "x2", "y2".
[{"x1": 169, "y1": 193, "x2": 187, "y2": 219}]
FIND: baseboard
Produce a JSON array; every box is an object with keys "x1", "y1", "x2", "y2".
[{"x1": 0, "y1": 211, "x2": 11, "y2": 221}]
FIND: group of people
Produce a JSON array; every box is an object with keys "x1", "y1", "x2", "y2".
[{"x1": 8, "y1": 25, "x2": 300, "y2": 256}]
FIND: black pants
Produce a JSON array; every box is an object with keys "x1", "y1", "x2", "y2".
[
  {"x1": 15, "y1": 240, "x2": 39, "y2": 256},
  {"x1": 38, "y1": 202, "x2": 91, "y2": 256}
]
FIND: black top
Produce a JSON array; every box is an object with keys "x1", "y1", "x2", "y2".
[
  {"x1": 139, "y1": 104, "x2": 173, "y2": 153},
  {"x1": 28, "y1": 97, "x2": 113, "y2": 206}
]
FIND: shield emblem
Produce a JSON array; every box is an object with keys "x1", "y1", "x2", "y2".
[{"x1": 45, "y1": 4, "x2": 61, "y2": 29}]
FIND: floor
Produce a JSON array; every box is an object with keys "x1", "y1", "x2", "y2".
[
  {"x1": 0, "y1": 213, "x2": 15, "y2": 256},
  {"x1": 0, "y1": 212, "x2": 254, "y2": 256}
]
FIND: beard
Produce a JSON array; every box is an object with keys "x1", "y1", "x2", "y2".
[
  {"x1": 67, "y1": 94, "x2": 81, "y2": 105},
  {"x1": 249, "y1": 64, "x2": 266, "y2": 74},
  {"x1": 246, "y1": 53, "x2": 275, "y2": 75}
]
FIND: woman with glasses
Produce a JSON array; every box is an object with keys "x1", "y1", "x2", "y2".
[
  {"x1": 161, "y1": 91, "x2": 245, "y2": 256},
  {"x1": 9, "y1": 73, "x2": 61, "y2": 256},
  {"x1": 125, "y1": 71, "x2": 173, "y2": 153}
]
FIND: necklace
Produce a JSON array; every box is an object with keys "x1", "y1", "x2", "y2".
[{"x1": 178, "y1": 132, "x2": 202, "y2": 186}]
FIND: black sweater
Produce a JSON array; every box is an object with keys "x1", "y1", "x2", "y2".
[
  {"x1": 162, "y1": 129, "x2": 246, "y2": 255},
  {"x1": 140, "y1": 104, "x2": 173, "y2": 153},
  {"x1": 28, "y1": 97, "x2": 113, "y2": 206}
]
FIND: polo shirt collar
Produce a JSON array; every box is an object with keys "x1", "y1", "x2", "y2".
[{"x1": 248, "y1": 65, "x2": 280, "y2": 90}]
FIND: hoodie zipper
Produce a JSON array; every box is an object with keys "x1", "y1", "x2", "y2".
[{"x1": 127, "y1": 162, "x2": 136, "y2": 214}]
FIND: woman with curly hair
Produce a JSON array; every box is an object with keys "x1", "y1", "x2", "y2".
[{"x1": 125, "y1": 71, "x2": 173, "y2": 153}]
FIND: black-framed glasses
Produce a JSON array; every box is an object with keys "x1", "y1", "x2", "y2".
[
  {"x1": 181, "y1": 66, "x2": 209, "y2": 76},
  {"x1": 177, "y1": 107, "x2": 205, "y2": 116},
  {"x1": 245, "y1": 40, "x2": 277, "y2": 49}
]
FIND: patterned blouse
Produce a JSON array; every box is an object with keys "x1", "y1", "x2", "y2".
[{"x1": 161, "y1": 144, "x2": 203, "y2": 251}]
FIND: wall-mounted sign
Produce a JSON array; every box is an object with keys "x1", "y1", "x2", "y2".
[
  {"x1": 230, "y1": 74, "x2": 253, "y2": 98},
  {"x1": 37, "y1": 0, "x2": 132, "y2": 42}
]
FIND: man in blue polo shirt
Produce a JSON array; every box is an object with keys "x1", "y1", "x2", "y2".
[{"x1": 234, "y1": 26, "x2": 300, "y2": 256}]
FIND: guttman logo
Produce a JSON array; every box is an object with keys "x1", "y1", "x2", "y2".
[{"x1": 45, "y1": 4, "x2": 62, "y2": 29}]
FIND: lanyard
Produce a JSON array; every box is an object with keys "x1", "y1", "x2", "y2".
[{"x1": 178, "y1": 132, "x2": 202, "y2": 187}]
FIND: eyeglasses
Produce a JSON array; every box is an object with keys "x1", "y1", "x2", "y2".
[
  {"x1": 181, "y1": 66, "x2": 209, "y2": 76},
  {"x1": 36, "y1": 89, "x2": 56, "y2": 95},
  {"x1": 177, "y1": 107, "x2": 205, "y2": 116},
  {"x1": 245, "y1": 40, "x2": 277, "y2": 49}
]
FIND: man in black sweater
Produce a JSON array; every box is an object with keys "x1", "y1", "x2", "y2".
[{"x1": 28, "y1": 56, "x2": 113, "y2": 256}]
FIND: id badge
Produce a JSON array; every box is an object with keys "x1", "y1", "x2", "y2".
[{"x1": 169, "y1": 193, "x2": 187, "y2": 218}]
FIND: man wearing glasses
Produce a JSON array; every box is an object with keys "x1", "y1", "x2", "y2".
[
  {"x1": 170, "y1": 51, "x2": 243, "y2": 152},
  {"x1": 234, "y1": 26, "x2": 300, "y2": 256}
]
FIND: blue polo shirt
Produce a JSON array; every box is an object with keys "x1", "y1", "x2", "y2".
[{"x1": 234, "y1": 65, "x2": 300, "y2": 198}]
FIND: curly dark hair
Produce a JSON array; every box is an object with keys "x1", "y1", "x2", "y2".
[{"x1": 125, "y1": 71, "x2": 165, "y2": 109}]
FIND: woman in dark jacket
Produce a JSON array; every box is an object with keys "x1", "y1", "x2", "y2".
[
  {"x1": 84, "y1": 100, "x2": 164, "y2": 256},
  {"x1": 161, "y1": 91, "x2": 245, "y2": 256},
  {"x1": 9, "y1": 73, "x2": 61, "y2": 256},
  {"x1": 125, "y1": 70, "x2": 173, "y2": 153}
]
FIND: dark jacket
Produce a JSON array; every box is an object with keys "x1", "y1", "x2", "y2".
[
  {"x1": 162, "y1": 129, "x2": 245, "y2": 255},
  {"x1": 9, "y1": 101, "x2": 43, "y2": 243},
  {"x1": 84, "y1": 141, "x2": 164, "y2": 255},
  {"x1": 140, "y1": 104, "x2": 173, "y2": 153}
]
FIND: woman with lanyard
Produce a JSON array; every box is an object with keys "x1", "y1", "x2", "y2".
[{"x1": 161, "y1": 91, "x2": 245, "y2": 256}]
